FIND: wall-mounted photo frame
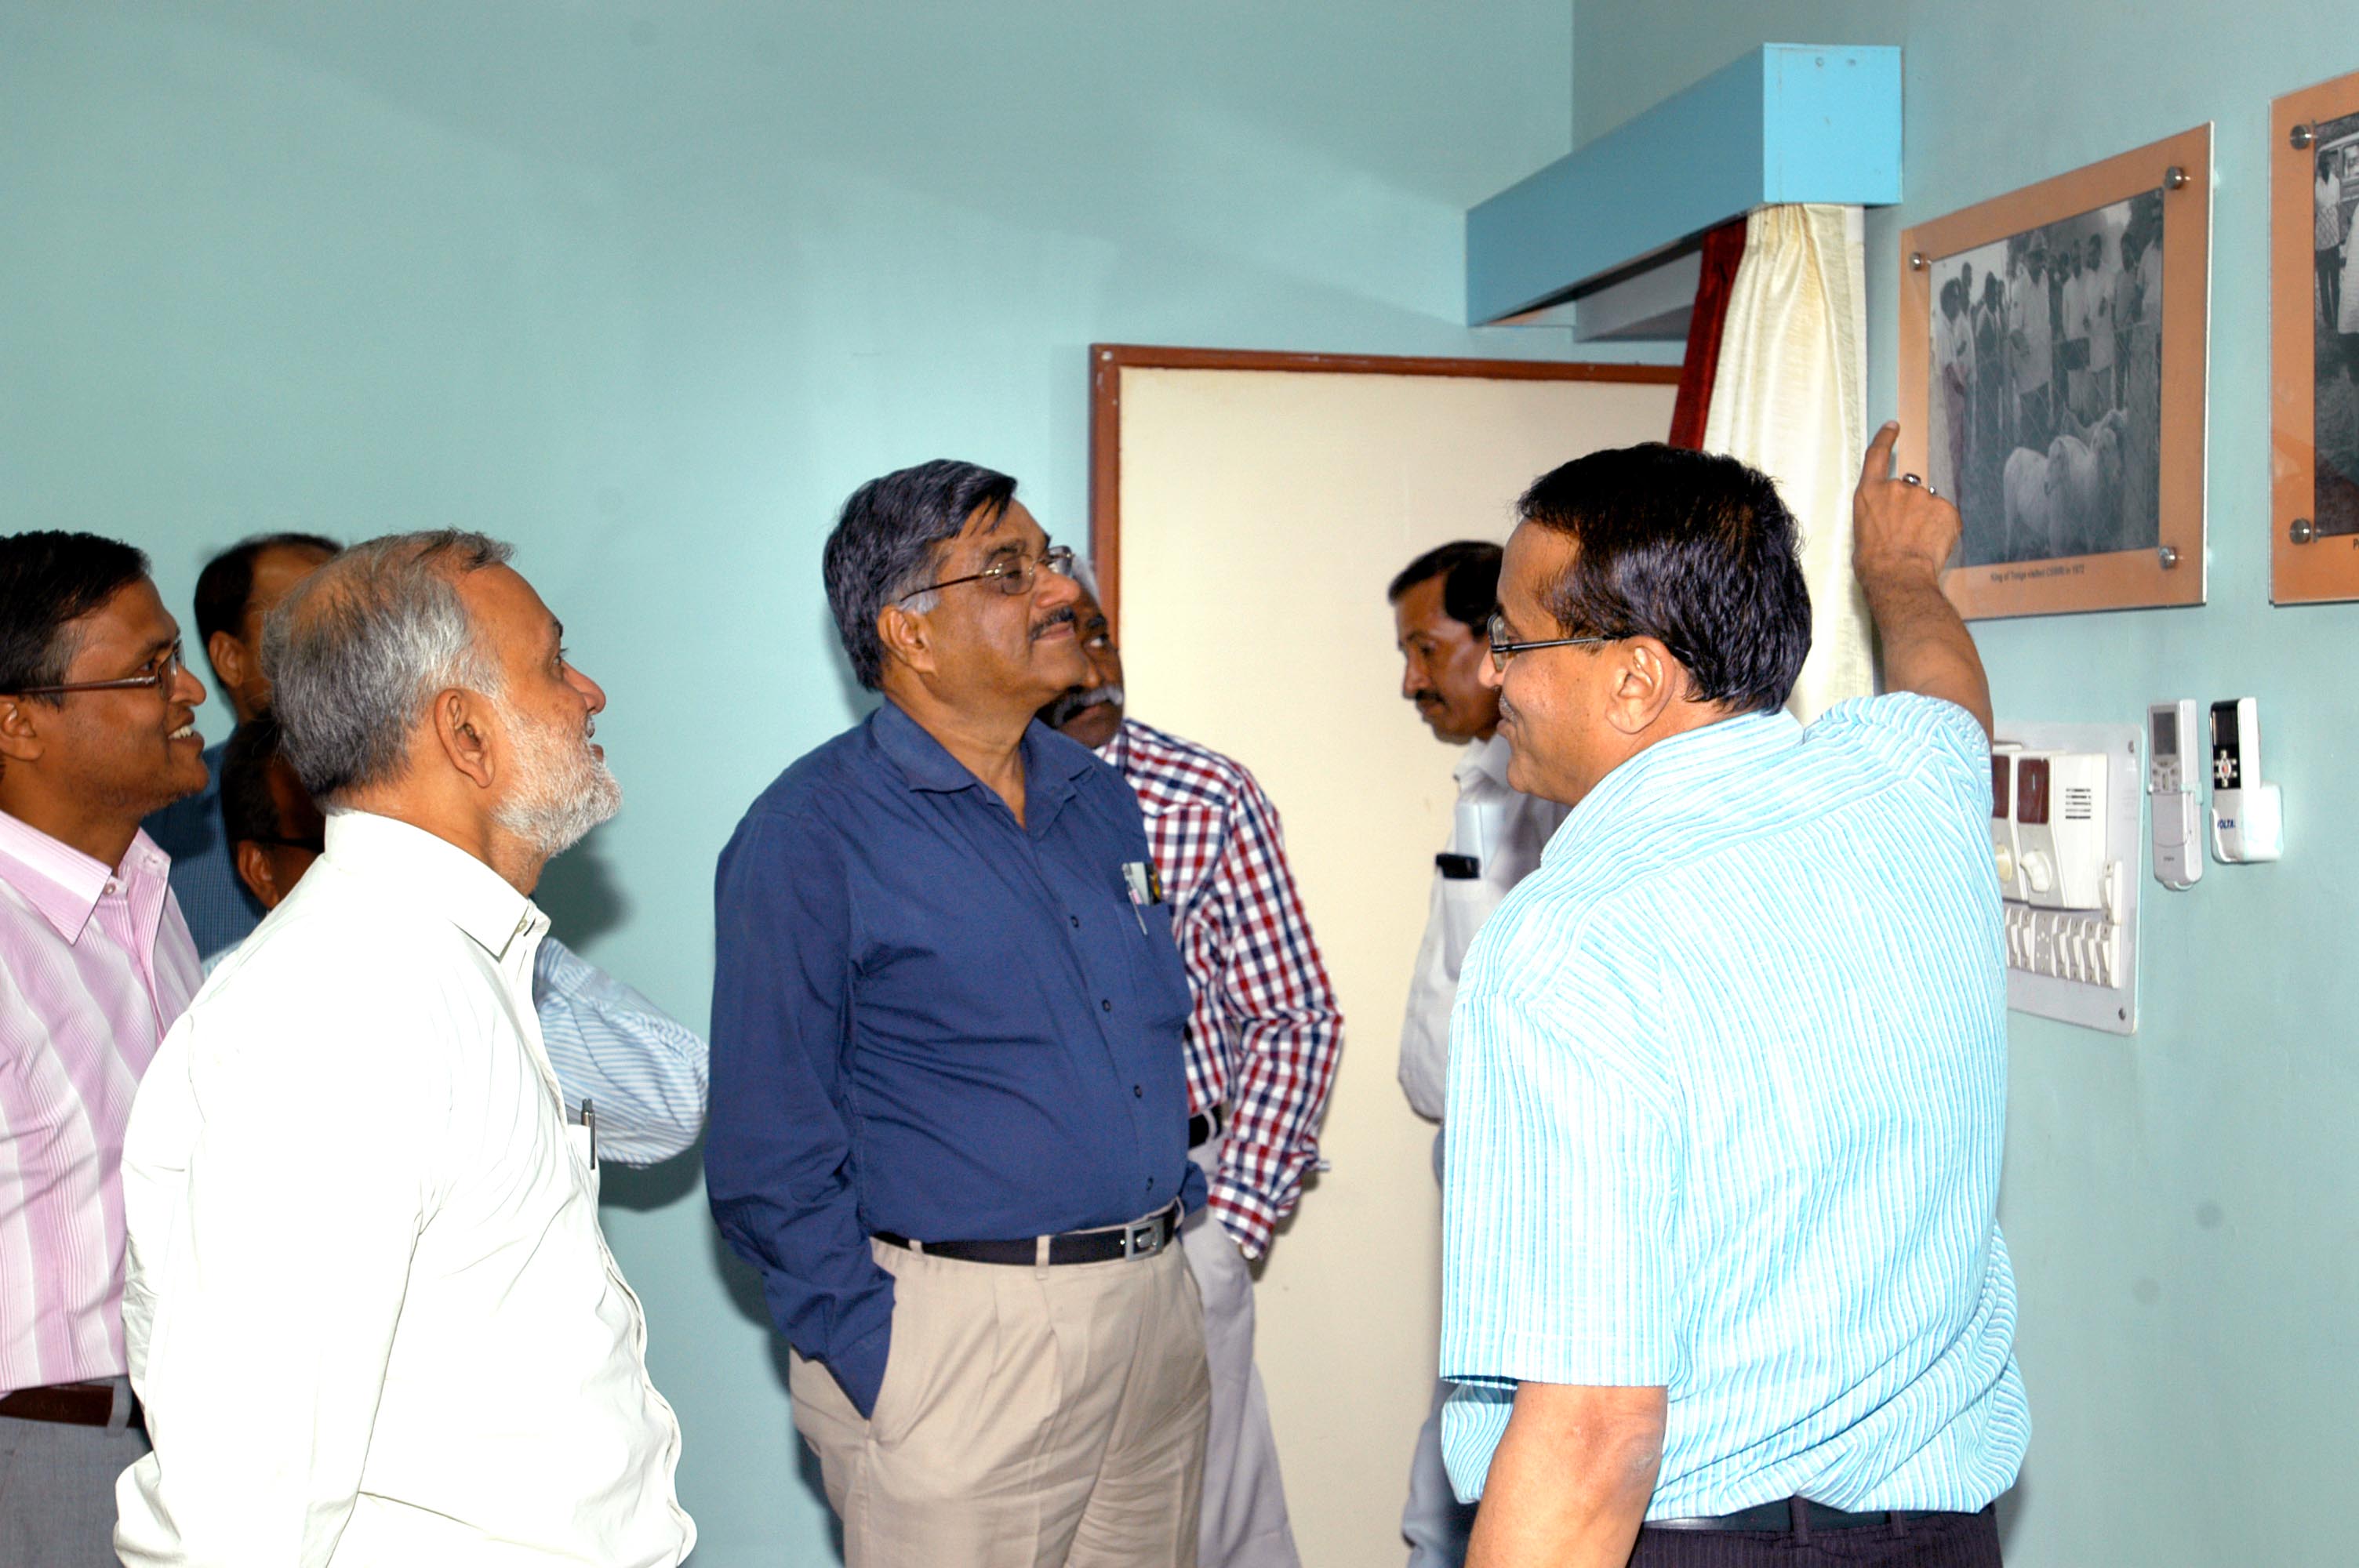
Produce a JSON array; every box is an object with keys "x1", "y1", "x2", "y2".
[
  {"x1": 1899, "y1": 124, "x2": 2212, "y2": 619},
  {"x1": 2272, "y1": 73, "x2": 2359, "y2": 602}
]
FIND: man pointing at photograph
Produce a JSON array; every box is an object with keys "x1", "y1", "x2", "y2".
[{"x1": 1441, "y1": 429, "x2": 2026, "y2": 1567}]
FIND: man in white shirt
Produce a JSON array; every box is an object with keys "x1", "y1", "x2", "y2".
[
  {"x1": 2081, "y1": 233, "x2": 2117, "y2": 418},
  {"x1": 2008, "y1": 249, "x2": 2053, "y2": 452},
  {"x1": 1387, "y1": 541, "x2": 1568, "y2": 1568},
  {"x1": 2059, "y1": 250, "x2": 2092, "y2": 427},
  {"x1": 114, "y1": 531, "x2": 693, "y2": 1566},
  {"x1": 212, "y1": 710, "x2": 709, "y2": 1165}
]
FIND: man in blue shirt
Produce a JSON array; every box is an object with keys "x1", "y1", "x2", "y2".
[
  {"x1": 143, "y1": 532, "x2": 339, "y2": 956},
  {"x1": 1441, "y1": 427, "x2": 2026, "y2": 1566},
  {"x1": 707, "y1": 460, "x2": 1209, "y2": 1568}
]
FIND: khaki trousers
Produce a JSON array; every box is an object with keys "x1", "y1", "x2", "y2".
[{"x1": 791, "y1": 1234, "x2": 1210, "y2": 1568}]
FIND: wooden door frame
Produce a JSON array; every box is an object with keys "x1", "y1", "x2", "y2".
[{"x1": 1086, "y1": 343, "x2": 1681, "y2": 632}]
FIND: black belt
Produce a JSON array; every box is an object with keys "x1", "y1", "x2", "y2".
[
  {"x1": 1649, "y1": 1498, "x2": 1961, "y2": 1534},
  {"x1": 874, "y1": 1202, "x2": 1182, "y2": 1266},
  {"x1": 1187, "y1": 1105, "x2": 1226, "y2": 1149},
  {"x1": 0, "y1": 1381, "x2": 140, "y2": 1431}
]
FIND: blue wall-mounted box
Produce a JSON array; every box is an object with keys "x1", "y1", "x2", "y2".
[{"x1": 1466, "y1": 43, "x2": 1902, "y2": 325}]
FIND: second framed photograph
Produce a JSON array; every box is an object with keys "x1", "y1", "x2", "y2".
[
  {"x1": 2272, "y1": 71, "x2": 2359, "y2": 602},
  {"x1": 1899, "y1": 123, "x2": 2212, "y2": 619}
]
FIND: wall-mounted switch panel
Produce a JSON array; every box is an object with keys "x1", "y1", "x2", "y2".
[{"x1": 1991, "y1": 721, "x2": 2140, "y2": 1035}]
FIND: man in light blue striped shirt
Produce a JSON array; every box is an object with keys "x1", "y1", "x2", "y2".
[{"x1": 1441, "y1": 427, "x2": 2026, "y2": 1566}]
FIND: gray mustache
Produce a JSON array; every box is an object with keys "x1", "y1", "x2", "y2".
[{"x1": 1042, "y1": 683, "x2": 1123, "y2": 730}]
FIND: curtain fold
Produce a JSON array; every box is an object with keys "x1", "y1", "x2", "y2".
[
  {"x1": 1699, "y1": 204, "x2": 1871, "y2": 725},
  {"x1": 1667, "y1": 219, "x2": 1752, "y2": 450}
]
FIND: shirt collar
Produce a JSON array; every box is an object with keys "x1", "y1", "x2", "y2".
[
  {"x1": 1454, "y1": 732, "x2": 1516, "y2": 793},
  {"x1": 872, "y1": 699, "x2": 1100, "y2": 793},
  {"x1": 0, "y1": 810, "x2": 170, "y2": 944},
  {"x1": 1550, "y1": 707, "x2": 1803, "y2": 859},
  {"x1": 318, "y1": 809, "x2": 543, "y2": 961}
]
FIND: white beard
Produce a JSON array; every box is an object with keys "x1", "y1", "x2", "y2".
[{"x1": 493, "y1": 697, "x2": 623, "y2": 858}]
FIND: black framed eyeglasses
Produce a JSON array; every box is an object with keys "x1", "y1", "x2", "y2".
[
  {"x1": 899, "y1": 544, "x2": 1076, "y2": 603},
  {"x1": 9, "y1": 640, "x2": 188, "y2": 699},
  {"x1": 1485, "y1": 612, "x2": 1609, "y2": 672}
]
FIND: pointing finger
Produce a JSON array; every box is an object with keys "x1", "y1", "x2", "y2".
[{"x1": 1859, "y1": 421, "x2": 1900, "y2": 489}]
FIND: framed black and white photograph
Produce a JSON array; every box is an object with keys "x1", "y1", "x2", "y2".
[
  {"x1": 1901, "y1": 124, "x2": 2211, "y2": 619},
  {"x1": 2274, "y1": 72, "x2": 2359, "y2": 601},
  {"x1": 1924, "y1": 192, "x2": 2165, "y2": 568}
]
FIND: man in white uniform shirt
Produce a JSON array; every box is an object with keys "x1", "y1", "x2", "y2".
[
  {"x1": 1387, "y1": 542, "x2": 1568, "y2": 1568},
  {"x1": 2008, "y1": 249, "x2": 2052, "y2": 452},
  {"x1": 114, "y1": 532, "x2": 692, "y2": 1566}
]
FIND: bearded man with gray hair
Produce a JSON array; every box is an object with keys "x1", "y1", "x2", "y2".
[{"x1": 113, "y1": 532, "x2": 694, "y2": 1566}]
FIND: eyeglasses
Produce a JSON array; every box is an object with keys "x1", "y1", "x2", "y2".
[
  {"x1": 899, "y1": 544, "x2": 1075, "y2": 603},
  {"x1": 1485, "y1": 612, "x2": 1610, "y2": 673},
  {"x1": 9, "y1": 640, "x2": 189, "y2": 699}
]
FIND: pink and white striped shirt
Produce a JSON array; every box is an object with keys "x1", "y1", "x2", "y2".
[{"x1": 0, "y1": 810, "x2": 198, "y2": 1394}]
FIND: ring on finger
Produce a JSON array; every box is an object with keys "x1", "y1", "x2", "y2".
[{"x1": 1901, "y1": 472, "x2": 1923, "y2": 488}]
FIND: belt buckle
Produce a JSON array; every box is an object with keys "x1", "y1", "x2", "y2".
[{"x1": 1121, "y1": 1214, "x2": 1165, "y2": 1258}]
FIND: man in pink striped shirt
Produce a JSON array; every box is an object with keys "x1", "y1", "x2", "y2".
[{"x1": 0, "y1": 531, "x2": 208, "y2": 1566}]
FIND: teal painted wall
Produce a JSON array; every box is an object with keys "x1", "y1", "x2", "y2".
[
  {"x1": 1580, "y1": 6, "x2": 2356, "y2": 1566},
  {"x1": 0, "y1": 5, "x2": 1585, "y2": 1563}
]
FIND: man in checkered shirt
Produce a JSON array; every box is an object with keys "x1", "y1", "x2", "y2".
[{"x1": 1039, "y1": 579, "x2": 1343, "y2": 1568}]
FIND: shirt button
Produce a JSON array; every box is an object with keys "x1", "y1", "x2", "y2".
[
  {"x1": 1101, "y1": 1000, "x2": 1113, "y2": 1013},
  {"x1": 1070, "y1": 915, "x2": 1080, "y2": 928},
  {"x1": 1132, "y1": 1084, "x2": 1143, "y2": 1098}
]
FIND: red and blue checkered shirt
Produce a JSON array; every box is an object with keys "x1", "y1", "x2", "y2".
[{"x1": 1098, "y1": 718, "x2": 1343, "y2": 1258}]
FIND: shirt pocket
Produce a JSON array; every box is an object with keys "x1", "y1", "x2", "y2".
[
  {"x1": 566, "y1": 1120, "x2": 601, "y2": 1202},
  {"x1": 1127, "y1": 901, "x2": 1193, "y2": 1036},
  {"x1": 1439, "y1": 877, "x2": 1501, "y2": 975}
]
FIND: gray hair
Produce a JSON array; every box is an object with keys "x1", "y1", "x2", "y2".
[
  {"x1": 823, "y1": 459, "x2": 1017, "y2": 688},
  {"x1": 262, "y1": 530, "x2": 514, "y2": 802}
]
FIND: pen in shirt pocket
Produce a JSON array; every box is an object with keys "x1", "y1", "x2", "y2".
[{"x1": 1121, "y1": 861, "x2": 1150, "y2": 934}]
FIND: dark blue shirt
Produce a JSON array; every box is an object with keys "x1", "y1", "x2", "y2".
[
  {"x1": 140, "y1": 739, "x2": 264, "y2": 959},
  {"x1": 705, "y1": 700, "x2": 1202, "y2": 1417}
]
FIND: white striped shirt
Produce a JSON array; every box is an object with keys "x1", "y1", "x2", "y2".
[
  {"x1": 1441, "y1": 695, "x2": 2029, "y2": 1515},
  {"x1": 530, "y1": 935, "x2": 707, "y2": 1166},
  {"x1": 0, "y1": 812, "x2": 198, "y2": 1394}
]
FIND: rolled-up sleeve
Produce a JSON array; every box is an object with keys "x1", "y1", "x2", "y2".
[{"x1": 704, "y1": 809, "x2": 894, "y2": 1417}]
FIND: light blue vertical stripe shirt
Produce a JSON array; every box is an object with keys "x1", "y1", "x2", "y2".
[
  {"x1": 532, "y1": 935, "x2": 709, "y2": 1167},
  {"x1": 1441, "y1": 694, "x2": 2028, "y2": 1515}
]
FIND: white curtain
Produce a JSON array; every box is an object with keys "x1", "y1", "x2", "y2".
[{"x1": 1699, "y1": 204, "x2": 1870, "y2": 725}]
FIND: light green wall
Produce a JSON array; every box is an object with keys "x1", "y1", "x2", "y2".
[
  {"x1": 0, "y1": 4, "x2": 1584, "y2": 1563},
  {"x1": 1579, "y1": 5, "x2": 2357, "y2": 1566}
]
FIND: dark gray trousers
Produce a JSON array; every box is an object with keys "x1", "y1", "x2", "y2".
[{"x1": 0, "y1": 1380, "x2": 151, "y2": 1568}]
